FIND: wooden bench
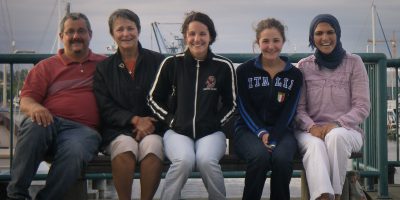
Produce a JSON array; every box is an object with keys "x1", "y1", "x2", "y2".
[
  {"x1": 0, "y1": 116, "x2": 363, "y2": 200},
  {"x1": 82, "y1": 116, "x2": 363, "y2": 200},
  {"x1": 0, "y1": 156, "x2": 362, "y2": 200},
  {"x1": 83, "y1": 146, "x2": 362, "y2": 200}
]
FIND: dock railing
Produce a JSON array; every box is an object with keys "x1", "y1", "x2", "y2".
[
  {"x1": 0, "y1": 53, "x2": 391, "y2": 198},
  {"x1": 386, "y1": 58, "x2": 400, "y2": 185}
]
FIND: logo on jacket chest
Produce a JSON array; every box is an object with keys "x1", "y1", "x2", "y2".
[
  {"x1": 247, "y1": 76, "x2": 294, "y2": 90},
  {"x1": 203, "y1": 75, "x2": 217, "y2": 91}
]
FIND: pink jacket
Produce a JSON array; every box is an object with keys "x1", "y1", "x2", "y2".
[{"x1": 295, "y1": 53, "x2": 370, "y2": 136}]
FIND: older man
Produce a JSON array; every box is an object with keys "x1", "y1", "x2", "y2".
[{"x1": 7, "y1": 12, "x2": 106, "y2": 200}]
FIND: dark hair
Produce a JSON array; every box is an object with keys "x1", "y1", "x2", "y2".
[
  {"x1": 254, "y1": 18, "x2": 286, "y2": 44},
  {"x1": 108, "y1": 9, "x2": 141, "y2": 35},
  {"x1": 181, "y1": 11, "x2": 217, "y2": 45},
  {"x1": 60, "y1": 12, "x2": 92, "y2": 34}
]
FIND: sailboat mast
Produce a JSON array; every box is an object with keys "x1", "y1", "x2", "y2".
[
  {"x1": 57, "y1": 0, "x2": 70, "y2": 51},
  {"x1": 371, "y1": 4, "x2": 376, "y2": 53}
]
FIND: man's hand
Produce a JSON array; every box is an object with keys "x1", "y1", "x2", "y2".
[
  {"x1": 20, "y1": 97, "x2": 53, "y2": 127},
  {"x1": 29, "y1": 104, "x2": 53, "y2": 127}
]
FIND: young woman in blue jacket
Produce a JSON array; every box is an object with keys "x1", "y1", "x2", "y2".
[{"x1": 234, "y1": 18, "x2": 303, "y2": 200}]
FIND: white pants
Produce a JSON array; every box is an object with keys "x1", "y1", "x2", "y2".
[
  {"x1": 295, "y1": 127, "x2": 363, "y2": 200},
  {"x1": 161, "y1": 129, "x2": 227, "y2": 200}
]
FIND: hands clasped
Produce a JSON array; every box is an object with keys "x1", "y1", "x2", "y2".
[
  {"x1": 132, "y1": 116, "x2": 157, "y2": 141},
  {"x1": 309, "y1": 123, "x2": 338, "y2": 140}
]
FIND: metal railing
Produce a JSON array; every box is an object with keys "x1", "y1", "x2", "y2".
[
  {"x1": 0, "y1": 53, "x2": 390, "y2": 198},
  {"x1": 386, "y1": 58, "x2": 400, "y2": 185}
]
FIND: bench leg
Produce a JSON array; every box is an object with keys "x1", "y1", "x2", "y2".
[
  {"x1": 301, "y1": 170, "x2": 310, "y2": 200},
  {"x1": 0, "y1": 182, "x2": 8, "y2": 200},
  {"x1": 341, "y1": 176, "x2": 350, "y2": 200},
  {"x1": 92, "y1": 179, "x2": 107, "y2": 199},
  {"x1": 388, "y1": 164, "x2": 396, "y2": 184},
  {"x1": 63, "y1": 179, "x2": 87, "y2": 200}
]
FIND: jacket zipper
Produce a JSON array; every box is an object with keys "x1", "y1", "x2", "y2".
[
  {"x1": 265, "y1": 73, "x2": 274, "y2": 122},
  {"x1": 193, "y1": 60, "x2": 200, "y2": 138}
]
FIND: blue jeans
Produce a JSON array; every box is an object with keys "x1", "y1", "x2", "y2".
[
  {"x1": 7, "y1": 116, "x2": 101, "y2": 200},
  {"x1": 234, "y1": 127, "x2": 297, "y2": 200}
]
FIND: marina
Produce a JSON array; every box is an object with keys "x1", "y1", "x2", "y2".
[
  {"x1": 0, "y1": 52, "x2": 400, "y2": 199},
  {"x1": 1, "y1": 1, "x2": 400, "y2": 199}
]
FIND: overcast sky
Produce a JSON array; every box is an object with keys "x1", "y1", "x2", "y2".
[{"x1": 0, "y1": 0, "x2": 399, "y2": 57}]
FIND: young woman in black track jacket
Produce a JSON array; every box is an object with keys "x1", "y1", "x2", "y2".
[
  {"x1": 148, "y1": 49, "x2": 236, "y2": 140},
  {"x1": 148, "y1": 11, "x2": 236, "y2": 200}
]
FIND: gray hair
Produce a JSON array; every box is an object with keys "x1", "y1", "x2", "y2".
[
  {"x1": 59, "y1": 12, "x2": 92, "y2": 34},
  {"x1": 108, "y1": 9, "x2": 141, "y2": 35}
]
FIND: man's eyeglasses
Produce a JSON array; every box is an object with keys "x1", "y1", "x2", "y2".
[{"x1": 64, "y1": 29, "x2": 88, "y2": 37}]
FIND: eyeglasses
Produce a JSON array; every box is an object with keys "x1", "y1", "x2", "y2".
[{"x1": 64, "y1": 29, "x2": 88, "y2": 37}]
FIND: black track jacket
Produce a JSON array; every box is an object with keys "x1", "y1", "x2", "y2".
[
  {"x1": 94, "y1": 44, "x2": 166, "y2": 147},
  {"x1": 148, "y1": 49, "x2": 237, "y2": 140}
]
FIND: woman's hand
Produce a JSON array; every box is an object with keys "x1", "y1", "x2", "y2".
[
  {"x1": 131, "y1": 116, "x2": 157, "y2": 141},
  {"x1": 261, "y1": 132, "x2": 275, "y2": 152},
  {"x1": 320, "y1": 123, "x2": 338, "y2": 137},
  {"x1": 310, "y1": 123, "x2": 338, "y2": 140},
  {"x1": 309, "y1": 125, "x2": 325, "y2": 140},
  {"x1": 261, "y1": 132, "x2": 269, "y2": 145}
]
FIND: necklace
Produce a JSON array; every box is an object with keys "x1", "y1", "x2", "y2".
[
  {"x1": 124, "y1": 60, "x2": 136, "y2": 78},
  {"x1": 120, "y1": 51, "x2": 138, "y2": 77}
]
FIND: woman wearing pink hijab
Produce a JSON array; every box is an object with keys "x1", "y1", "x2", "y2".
[{"x1": 295, "y1": 14, "x2": 370, "y2": 200}]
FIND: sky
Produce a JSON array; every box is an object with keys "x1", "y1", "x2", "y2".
[{"x1": 0, "y1": 0, "x2": 399, "y2": 57}]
